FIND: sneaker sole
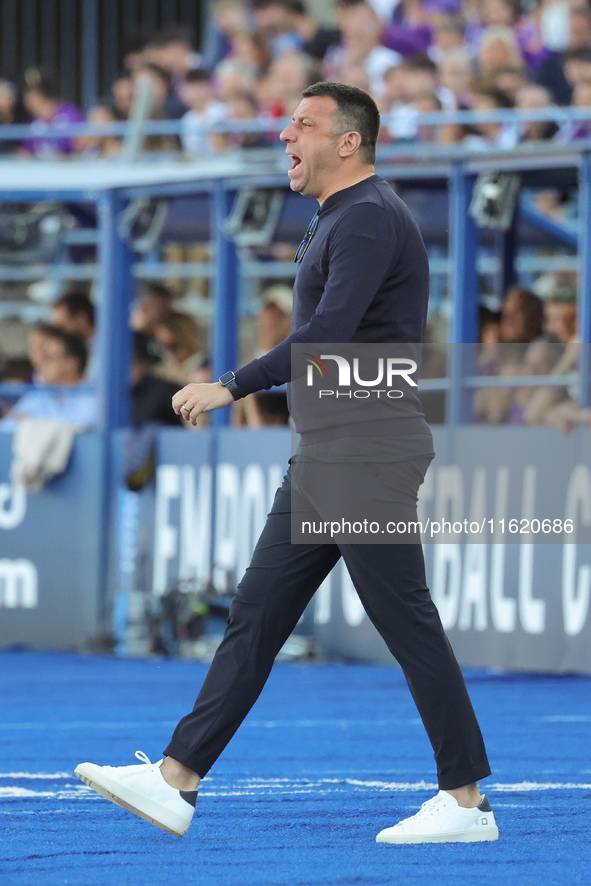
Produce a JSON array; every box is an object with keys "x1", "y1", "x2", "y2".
[
  {"x1": 74, "y1": 764, "x2": 190, "y2": 838},
  {"x1": 376, "y1": 825, "x2": 499, "y2": 844}
]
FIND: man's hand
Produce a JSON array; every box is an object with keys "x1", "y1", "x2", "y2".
[{"x1": 172, "y1": 383, "x2": 233, "y2": 426}]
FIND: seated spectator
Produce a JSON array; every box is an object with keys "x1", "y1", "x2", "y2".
[
  {"x1": 324, "y1": 1, "x2": 402, "y2": 97},
  {"x1": 112, "y1": 74, "x2": 134, "y2": 119},
  {"x1": 180, "y1": 69, "x2": 229, "y2": 158},
  {"x1": 148, "y1": 25, "x2": 201, "y2": 79},
  {"x1": 288, "y1": 1, "x2": 341, "y2": 64},
  {"x1": 0, "y1": 76, "x2": 30, "y2": 154},
  {"x1": 544, "y1": 293, "x2": 577, "y2": 345},
  {"x1": 22, "y1": 68, "x2": 85, "y2": 158},
  {"x1": 27, "y1": 322, "x2": 58, "y2": 383},
  {"x1": 146, "y1": 25, "x2": 201, "y2": 117},
  {"x1": 465, "y1": 0, "x2": 549, "y2": 71},
  {"x1": 536, "y1": 8, "x2": 591, "y2": 104},
  {"x1": 475, "y1": 337, "x2": 566, "y2": 425},
  {"x1": 75, "y1": 104, "x2": 121, "y2": 158},
  {"x1": 153, "y1": 312, "x2": 206, "y2": 385},
  {"x1": 500, "y1": 286, "x2": 544, "y2": 344},
  {"x1": 120, "y1": 32, "x2": 152, "y2": 73},
  {"x1": 516, "y1": 83, "x2": 557, "y2": 141},
  {"x1": 130, "y1": 65, "x2": 181, "y2": 150},
  {"x1": 252, "y1": 0, "x2": 305, "y2": 58},
  {"x1": 259, "y1": 50, "x2": 316, "y2": 117},
  {"x1": 220, "y1": 93, "x2": 273, "y2": 150},
  {"x1": 214, "y1": 59, "x2": 258, "y2": 102},
  {"x1": 131, "y1": 333, "x2": 183, "y2": 427},
  {"x1": 555, "y1": 79, "x2": 591, "y2": 143},
  {"x1": 428, "y1": 13, "x2": 466, "y2": 63},
  {"x1": 228, "y1": 30, "x2": 272, "y2": 76},
  {"x1": 385, "y1": 54, "x2": 454, "y2": 141},
  {"x1": 253, "y1": 0, "x2": 340, "y2": 65},
  {"x1": 462, "y1": 84, "x2": 519, "y2": 151},
  {"x1": 205, "y1": 0, "x2": 252, "y2": 71},
  {"x1": 475, "y1": 286, "x2": 544, "y2": 421},
  {"x1": 381, "y1": 0, "x2": 438, "y2": 58},
  {"x1": 491, "y1": 65, "x2": 530, "y2": 102},
  {"x1": 438, "y1": 47, "x2": 473, "y2": 106},
  {"x1": 476, "y1": 26, "x2": 526, "y2": 76},
  {"x1": 234, "y1": 284, "x2": 292, "y2": 427},
  {"x1": 340, "y1": 63, "x2": 372, "y2": 93},
  {"x1": 1, "y1": 327, "x2": 97, "y2": 431},
  {"x1": 131, "y1": 282, "x2": 175, "y2": 335},
  {"x1": 51, "y1": 292, "x2": 96, "y2": 379}
]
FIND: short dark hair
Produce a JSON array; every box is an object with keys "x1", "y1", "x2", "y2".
[
  {"x1": 301, "y1": 81, "x2": 380, "y2": 164},
  {"x1": 134, "y1": 332, "x2": 161, "y2": 366},
  {"x1": 23, "y1": 67, "x2": 61, "y2": 100},
  {"x1": 472, "y1": 85, "x2": 514, "y2": 109},
  {"x1": 252, "y1": 0, "x2": 306, "y2": 11},
  {"x1": 46, "y1": 327, "x2": 89, "y2": 375},
  {"x1": 149, "y1": 25, "x2": 194, "y2": 49},
  {"x1": 565, "y1": 46, "x2": 591, "y2": 64},
  {"x1": 53, "y1": 292, "x2": 95, "y2": 328},
  {"x1": 401, "y1": 54, "x2": 438, "y2": 74},
  {"x1": 185, "y1": 68, "x2": 211, "y2": 84},
  {"x1": 143, "y1": 63, "x2": 172, "y2": 89}
]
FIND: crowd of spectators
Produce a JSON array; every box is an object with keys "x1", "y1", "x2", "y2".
[
  {"x1": 1, "y1": 1, "x2": 590, "y2": 433},
  {"x1": 0, "y1": 279, "x2": 292, "y2": 431},
  {"x1": 1, "y1": 0, "x2": 591, "y2": 160}
]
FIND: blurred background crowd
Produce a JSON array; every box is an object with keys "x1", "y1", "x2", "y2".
[
  {"x1": 0, "y1": 0, "x2": 588, "y2": 433},
  {"x1": 2, "y1": 0, "x2": 591, "y2": 160}
]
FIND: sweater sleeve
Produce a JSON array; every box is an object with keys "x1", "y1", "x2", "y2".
[{"x1": 234, "y1": 202, "x2": 402, "y2": 397}]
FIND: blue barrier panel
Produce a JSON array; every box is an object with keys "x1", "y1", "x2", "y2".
[{"x1": 0, "y1": 433, "x2": 103, "y2": 649}]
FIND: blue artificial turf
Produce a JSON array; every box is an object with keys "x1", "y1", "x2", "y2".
[{"x1": 1, "y1": 650, "x2": 590, "y2": 886}]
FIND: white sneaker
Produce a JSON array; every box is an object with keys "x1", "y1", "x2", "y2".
[
  {"x1": 376, "y1": 791, "x2": 499, "y2": 844},
  {"x1": 74, "y1": 751, "x2": 197, "y2": 837}
]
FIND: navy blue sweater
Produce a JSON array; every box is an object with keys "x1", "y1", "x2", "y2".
[{"x1": 234, "y1": 175, "x2": 430, "y2": 433}]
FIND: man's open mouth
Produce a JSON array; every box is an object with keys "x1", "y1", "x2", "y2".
[{"x1": 290, "y1": 156, "x2": 302, "y2": 170}]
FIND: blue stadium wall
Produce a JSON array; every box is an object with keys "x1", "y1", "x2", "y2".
[{"x1": 1, "y1": 426, "x2": 590, "y2": 673}]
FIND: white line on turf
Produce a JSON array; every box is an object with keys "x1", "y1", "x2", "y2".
[
  {"x1": 0, "y1": 718, "x2": 422, "y2": 730},
  {"x1": 1, "y1": 775, "x2": 591, "y2": 801}
]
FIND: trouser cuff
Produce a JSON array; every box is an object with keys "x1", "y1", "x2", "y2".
[
  {"x1": 163, "y1": 739, "x2": 210, "y2": 779},
  {"x1": 437, "y1": 762, "x2": 492, "y2": 791}
]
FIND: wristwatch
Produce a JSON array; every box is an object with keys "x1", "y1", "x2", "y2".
[{"x1": 219, "y1": 370, "x2": 241, "y2": 400}]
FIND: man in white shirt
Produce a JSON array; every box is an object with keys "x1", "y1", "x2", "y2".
[
  {"x1": 180, "y1": 69, "x2": 228, "y2": 157},
  {"x1": 1, "y1": 327, "x2": 97, "y2": 432}
]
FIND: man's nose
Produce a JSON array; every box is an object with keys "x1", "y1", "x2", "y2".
[{"x1": 280, "y1": 123, "x2": 295, "y2": 142}]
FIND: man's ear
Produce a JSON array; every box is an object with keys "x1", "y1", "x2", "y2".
[{"x1": 338, "y1": 130, "x2": 362, "y2": 158}]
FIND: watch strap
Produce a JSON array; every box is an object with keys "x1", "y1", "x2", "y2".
[{"x1": 219, "y1": 370, "x2": 241, "y2": 400}]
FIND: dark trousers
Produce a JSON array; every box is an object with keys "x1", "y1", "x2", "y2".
[{"x1": 164, "y1": 468, "x2": 491, "y2": 790}]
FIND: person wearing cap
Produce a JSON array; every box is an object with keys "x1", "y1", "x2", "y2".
[{"x1": 256, "y1": 285, "x2": 293, "y2": 356}]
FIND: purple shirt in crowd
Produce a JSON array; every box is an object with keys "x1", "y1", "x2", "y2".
[{"x1": 24, "y1": 102, "x2": 85, "y2": 157}]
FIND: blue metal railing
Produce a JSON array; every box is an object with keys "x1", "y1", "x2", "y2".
[
  {"x1": 0, "y1": 135, "x2": 588, "y2": 430},
  {"x1": 0, "y1": 106, "x2": 589, "y2": 154}
]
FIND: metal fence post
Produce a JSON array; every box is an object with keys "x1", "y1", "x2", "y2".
[
  {"x1": 82, "y1": 0, "x2": 99, "y2": 110},
  {"x1": 578, "y1": 150, "x2": 591, "y2": 407},
  {"x1": 95, "y1": 189, "x2": 134, "y2": 637},
  {"x1": 97, "y1": 190, "x2": 134, "y2": 430},
  {"x1": 448, "y1": 163, "x2": 479, "y2": 423},
  {"x1": 211, "y1": 180, "x2": 239, "y2": 428}
]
